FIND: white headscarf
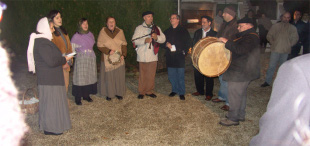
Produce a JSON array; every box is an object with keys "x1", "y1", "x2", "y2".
[{"x1": 27, "y1": 17, "x2": 53, "y2": 73}]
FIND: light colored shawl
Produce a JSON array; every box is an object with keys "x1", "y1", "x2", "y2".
[
  {"x1": 97, "y1": 27, "x2": 127, "y2": 72},
  {"x1": 27, "y1": 17, "x2": 52, "y2": 73}
]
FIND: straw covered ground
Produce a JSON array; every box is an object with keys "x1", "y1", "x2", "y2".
[{"x1": 12, "y1": 52, "x2": 273, "y2": 145}]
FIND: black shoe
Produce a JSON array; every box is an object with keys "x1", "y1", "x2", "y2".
[
  {"x1": 44, "y1": 131, "x2": 63, "y2": 135},
  {"x1": 116, "y1": 95, "x2": 123, "y2": 100},
  {"x1": 179, "y1": 95, "x2": 185, "y2": 100},
  {"x1": 169, "y1": 92, "x2": 177, "y2": 97},
  {"x1": 146, "y1": 93, "x2": 157, "y2": 98},
  {"x1": 83, "y1": 97, "x2": 93, "y2": 102},
  {"x1": 75, "y1": 101, "x2": 82, "y2": 105},
  {"x1": 261, "y1": 82, "x2": 270, "y2": 87},
  {"x1": 106, "y1": 97, "x2": 111, "y2": 101},
  {"x1": 137, "y1": 94, "x2": 144, "y2": 99},
  {"x1": 75, "y1": 96, "x2": 82, "y2": 105}
]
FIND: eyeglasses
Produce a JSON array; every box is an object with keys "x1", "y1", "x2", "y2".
[{"x1": 169, "y1": 17, "x2": 178, "y2": 20}]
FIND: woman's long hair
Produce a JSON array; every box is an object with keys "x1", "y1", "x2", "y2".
[{"x1": 47, "y1": 10, "x2": 68, "y2": 36}]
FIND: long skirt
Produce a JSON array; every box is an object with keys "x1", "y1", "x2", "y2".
[
  {"x1": 38, "y1": 85, "x2": 71, "y2": 133},
  {"x1": 72, "y1": 55, "x2": 97, "y2": 97},
  {"x1": 99, "y1": 62, "x2": 126, "y2": 98}
]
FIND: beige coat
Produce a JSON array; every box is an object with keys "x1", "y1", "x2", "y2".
[
  {"x1": 132, "y1": 22, "x2": 166, "y2": 62},
  {"x1": 267, "y1": 22, "x2": 299, "y2": 54}
]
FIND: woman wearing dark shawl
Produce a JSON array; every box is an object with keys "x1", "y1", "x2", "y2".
[{"x1": 27, "y1": 17, "x2": 72, "y2": 135}]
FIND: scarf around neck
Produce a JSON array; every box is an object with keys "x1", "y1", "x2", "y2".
[{"x1": 27, "y1": 17, "x2": 53, "y2": 73}]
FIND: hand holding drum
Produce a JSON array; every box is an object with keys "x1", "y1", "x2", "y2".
[
  {"x1": 108, "y1": 50, "x2": 121, "y2": 65},
  {"x1": 191, "y1": 37, "x2": 231, "y2": 77},
  {"x1": 218, "y1": 37, "x2": 228, "y2": 43}
]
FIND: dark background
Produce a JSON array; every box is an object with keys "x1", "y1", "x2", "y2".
[
  {"x1": 251, "y1": 0, "x2": 309, "y2": 19},
  {"x1": 0, "y1": 0, "x2": 308, "y2": 69},
  {"x1": 0, "y1": 0, "x2": 177, "y2": 70}
]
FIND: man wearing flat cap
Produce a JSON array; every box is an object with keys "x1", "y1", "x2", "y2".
[
  {"x1": 132, "y1": 11, "x2": 166, "y2": 99},
  {"x1": 191, "y1": 15, "x2": 217, "y2": 101},
  {"x1": 218, "y1": 17, "x2": 260, "y2": 126},
  {"x1": 212, "y1": 5, "x2": 239, "y2": 111}
]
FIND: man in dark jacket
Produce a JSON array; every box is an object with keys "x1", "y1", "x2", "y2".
[
  {"x1": 163, "y1": 14, "x2": 191, "y2": 100},
  {"x1": 218, "y1": 17, "x2": 260, "y2": 126},
  {"x1": 191, "y1": 16, "x2": 217, "y2": 101},
  {"x1": 211, "y1": 5, "x2": 239, "y2": 111},
  {"x1": 288, "y1": 10, "x2": 307, "y2": 59}
]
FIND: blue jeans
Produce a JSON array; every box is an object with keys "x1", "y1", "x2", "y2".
[
  {"x1": 265, "y1": 52, "x2": 288, "y2": 84},
  {"x1": 168, "y1": 67, "x2": 185, "y2": 95},
  {"x1": 218, "y1": 74, "x2": 229, "y2": 105}
]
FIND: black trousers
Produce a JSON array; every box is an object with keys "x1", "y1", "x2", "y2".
[
  {"x1": 259, "y1": 30, "x2": 268, "y2": 48},
  {"x1": 193, "y1": 67, "x2": 214, "y2": 96}
]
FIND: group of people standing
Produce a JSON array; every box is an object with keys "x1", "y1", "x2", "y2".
[
  {"x1": 27, "y1": 10, "x2": 127, "y2": 135},
  {"x1": 26, "y1": 5, "x2": 309, "y2": 137},
  {"x1": 260, "y1": 10, "x2": 310, "y2": 87},
  {"x1": 133, "y1": 7, "x2": 260, "y2": 127},
  {"x1": 192, "y1": 6, "x2": 258, "y2": 126}
]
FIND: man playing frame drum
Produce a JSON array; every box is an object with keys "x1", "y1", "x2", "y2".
[{"x1": 218, "y1": 17, "x2": 260, "y2": 126}]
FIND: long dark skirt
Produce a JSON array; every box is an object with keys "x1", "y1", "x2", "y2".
[{"x1": 38, "y1": 85, "x2": 71, "y2": 133}]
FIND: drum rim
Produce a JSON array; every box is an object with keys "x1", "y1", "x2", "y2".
[{"x1": 191, "y1": 36, "x2": 232, "y2": 77}]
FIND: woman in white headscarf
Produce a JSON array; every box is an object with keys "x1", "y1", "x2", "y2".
[{"x1": 27, "y1": 17, "x2": 72, "y2": 135}]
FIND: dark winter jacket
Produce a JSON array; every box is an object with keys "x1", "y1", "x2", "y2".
[
  {"x1": 223, "y1": 28, "x2": 260, "y2": 82},
  {"x1": 291, "y1": 19, "x2": 307, "y2": 45},
  {"x1": 163, "y1": 25, "x2": 192, "y2": 68},
  {"x1": 192, "y1": 28, "x2": 217, "y2": 47},
  {"x1": 34, "y1": 38, "x2": 66, "y2": 85},
  {"x1": 216, "y1": 18, "x2": 239, "y2": 40}
]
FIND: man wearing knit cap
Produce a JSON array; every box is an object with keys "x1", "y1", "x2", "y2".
[
  {"x1": 132, "y1": 11, "x2": 166, "y2": 99},
  {"x1": 192, "y1": 15, "x2": 217, "y2": 101},
  {"x1": 218, "y1": 17, "x2": 260, "y2": 126},
  {"x1": 211, "y1": 5, "x2": 239, "y2": 111}
]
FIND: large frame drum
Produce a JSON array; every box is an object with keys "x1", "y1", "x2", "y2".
[{"x1": 191, "y1": 37, "x2": 231, "y2": 77}]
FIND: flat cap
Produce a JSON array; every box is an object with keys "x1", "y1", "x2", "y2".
[
  {"x1": 237, "y1": 17, "x2": 254, "y2": 25},
  {"x1": 201, "y1": 15, "x2": 213, "y2": 22},
  {"x1": 142, "y1": 11, "x2": 154, "y2": 17}
]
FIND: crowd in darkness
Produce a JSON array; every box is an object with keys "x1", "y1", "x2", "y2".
[{"x1": 22, "y1": 3, "x2": 310, "y2": 146}]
